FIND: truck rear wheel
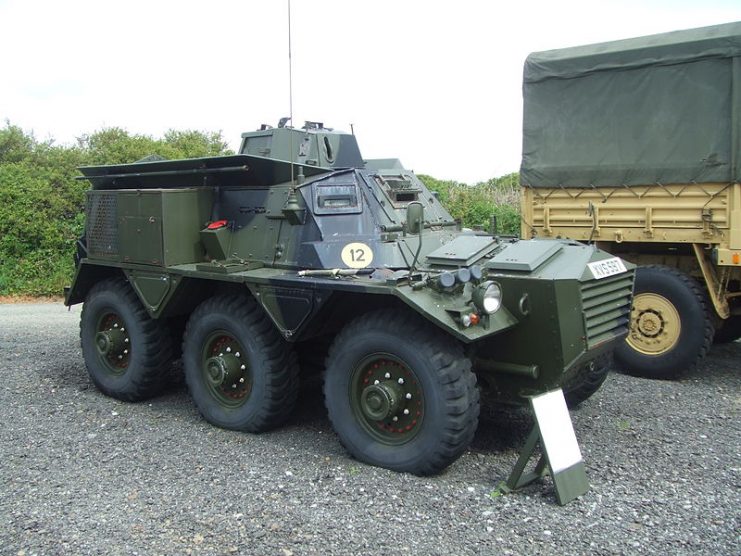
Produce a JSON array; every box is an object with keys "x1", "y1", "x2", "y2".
[
  {"x1": 614, "y1": 266, "x2": 713, "y2": 379},
  {"x1": 713, "y1": 316, "x2": 741, "y2": 344},
  {"x1": 182, "y1": 294, "x2": 299, "y2": 433},
  {"x1": 80, "y1": 278, "x2": 174, "y2": 401},
  {"x1": 323, "y1": 309, "x2": 479, "y2": 475},
  {"x1": 562, "y1": 354, "x2": 610, "y2": 409}
]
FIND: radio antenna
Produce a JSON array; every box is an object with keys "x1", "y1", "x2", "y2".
[
  {"x1": 281, "y1": 0, "x2": 305, "y2": 224},
  {"x1": 288, "y1": 0, "x2": 295, "y2": 185}
]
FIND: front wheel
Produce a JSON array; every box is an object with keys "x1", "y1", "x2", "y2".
[
  {"x1": 614, "y1": 266, "x2": 713, "y2": 379},
  {"x1": 323, "y1": 309, "x2": 479, "y2": 475}
]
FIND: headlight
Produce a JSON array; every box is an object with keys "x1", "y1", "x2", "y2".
[
  {"x1": 473, "y1": 281, "x2": 502, "y2": 314},
  {"x1": 455, "y1": 268, "x2": 471, "y2": 284},
  {"x1": 437, "y1": 271, "x2": 456, "y2": 289}
]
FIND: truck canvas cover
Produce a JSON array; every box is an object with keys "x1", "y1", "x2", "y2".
[{"x1": 521, "y1": 22, "x2": 741, "y2": 187}]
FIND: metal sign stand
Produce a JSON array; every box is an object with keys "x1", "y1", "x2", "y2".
[{"x1": 498, "y1": 388, "x2": 589, "y2": 505}]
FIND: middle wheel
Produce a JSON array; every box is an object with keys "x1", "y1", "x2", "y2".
[
  {"x1": 324, "y1": 309, "x2": 479, "y2": 475},
  {"x1": 183, "y1": 294, "x2": 299, "y2": 433}
]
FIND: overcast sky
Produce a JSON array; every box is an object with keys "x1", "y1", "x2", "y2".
[{"x1": 2, "y1": 0, "x2": 740, "y2": 183}]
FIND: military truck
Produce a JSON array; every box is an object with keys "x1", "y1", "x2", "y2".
[
  {"x1": 65, "y1": 120, "x2": 634, "y2": 474},
  {"x1": 520, "y1": 22, "x2": 741, "y2": 379}
]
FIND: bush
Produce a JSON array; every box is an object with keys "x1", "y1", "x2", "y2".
[
  {"x1": 0, "y1": 122, "x2": 522, "y2": 297},
  {"x1": 0, "y1": 123, "x2": 233, "y2": 296},
  {"x1": 418, "y1": 173, "x2": 521, "y2": 235}
]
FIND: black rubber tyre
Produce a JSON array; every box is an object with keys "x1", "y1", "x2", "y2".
[
  {"x1": 713, "y1": 315, "x2": 741, "y2": 344},
  {"x1": 562, "y1": 354, "x2": 611, "y2": 409},
  {"x1": 80, "y1": 278, "x2": 174, "y2": 401},
  {"x1": 323, "y1": 309, "x2": 479, "y2": 475},
  {"x1": 614, "y1": 265, "x2": 714, "y2": 379},
  {"x1": 182, "y1": 294, "x2": 299, "y2": 433}
]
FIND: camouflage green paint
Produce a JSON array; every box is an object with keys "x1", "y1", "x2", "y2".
[{"x1": 67, "y1": 122, "x2": 635, "y2": 404}]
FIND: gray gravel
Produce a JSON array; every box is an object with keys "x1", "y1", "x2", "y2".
[{"x1": 1, "y1": 302, "x2": 739, "y2": 555}]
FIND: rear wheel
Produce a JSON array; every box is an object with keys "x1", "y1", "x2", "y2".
[
  {"x1": 614, "y1": 266, "x2": 713, "y2": 379},
  {"x1": 80, "y1": 278, "x2": 174, "y2": 401},
  {"x1": 323, "y1": 309, "x2": 479, "y2": 475},
  {"x1": 713, "y1": 315, "x2": 741, "y2": 344},
  {"x1": 562, "y1": 355, "x2": 610, "y2": 409},
  {"x1": 182, "y1": 294, "x2": 299, "y2": 432}
]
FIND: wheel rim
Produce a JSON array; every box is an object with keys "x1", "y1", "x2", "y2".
[
  {"x1": 349, "y1": 353, "x2": 424, "y2": 445},
  {"x1": 201, "y1": 331, "x2": 251, "y2": 407},
  {"x1": 626, "y1": 292, "x2": 681, "y2": 355},
  {"x1": 94, "y1": 312, "x2": 130, "y2": 374}
]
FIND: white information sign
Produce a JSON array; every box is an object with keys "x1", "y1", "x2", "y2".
[{"x1": 530, "y1": 389, "x2": 583, "y2": 473}]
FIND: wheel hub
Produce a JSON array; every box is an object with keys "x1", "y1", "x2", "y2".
[
  {"x1": 202, "y1": 332, "x2": 250, "y2": 404},
  {"x1": 360, "y1": 381, "x2": 403, "y2": 421},
  {"x1": 94, "y1": 313, "x2": 131, "y2": 372},
  {"x1": 205, "y1": 354, "x2": 242, "y2": 387},
  {"x1": 627, "y1": 292, "x2": 681, "y2": 355},
  {"x1": 351, "y1": 355, "x2": 424, "y2": 444},
  {"x1": 95, "y1": 328, "x2": 126, "y2": 357},
  {"x1": 636, "y1": 310, "x2": 662, "y2": 337}
]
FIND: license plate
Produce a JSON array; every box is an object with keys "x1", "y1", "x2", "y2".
[{"x1": 587, "y1": 257, "x2": 627, "y2": 280}]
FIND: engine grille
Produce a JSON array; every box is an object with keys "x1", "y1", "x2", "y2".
[
  {"x1": 580, "y1": 270, "x2": 634, "y2": 349},
  {"x1": 86, "y1": 192, "x2": 118, "y2": 257}
]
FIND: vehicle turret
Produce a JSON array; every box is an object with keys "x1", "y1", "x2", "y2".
[{"x1": 240, "y1": 120, "x2": 364, "y2": 169}]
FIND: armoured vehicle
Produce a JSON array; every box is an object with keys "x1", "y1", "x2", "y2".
[
  {"x1": 520, "y1": 22, "x2": 741, "y2": 379},
  {"x1": 65, "y1": 120, "x2": 634, "y2": 474}
]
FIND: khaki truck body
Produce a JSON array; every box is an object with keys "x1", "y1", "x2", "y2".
[{"x1": 521, "y1": 22, "x2": 741, "y2": 378}]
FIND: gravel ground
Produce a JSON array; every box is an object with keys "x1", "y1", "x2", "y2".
[{"x1": 1, "y1": 302, "x2": 739, "y2": 555}]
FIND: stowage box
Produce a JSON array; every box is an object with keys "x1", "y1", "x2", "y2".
[{"x1": 87, "y1": 188, "x2": 212, "y2": 266}]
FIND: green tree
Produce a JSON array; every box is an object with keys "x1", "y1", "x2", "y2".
[{"x1": 0, "y1": 122, "x2": 37, "y2": 163}]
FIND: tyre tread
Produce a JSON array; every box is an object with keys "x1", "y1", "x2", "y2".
[
  {"x1": 616, "y1": 265, "x2": 714, "y2": 379},
  {"x1": 182, "y1": 294, "x2": 299, "y2": 432},
  {"x1": 324, "y1": 308, "x2": 479, "y2": 475},
  {"x1": 562, "y1": 354, "x2": 611, "y2": 409},
  {"x1": 80, "y1": 278, "x2": 174, "y2": 401}
]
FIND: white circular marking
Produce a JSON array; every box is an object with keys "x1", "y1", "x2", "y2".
[{"x1": 341, "y1": 242, "x2": 374, "y2": 269}]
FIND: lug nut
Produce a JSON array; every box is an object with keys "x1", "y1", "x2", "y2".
[
  {"x1": 392, "y1": 416, "x2": 399, "y2": 422},
  {"x1": 406, "y1": 393, "x2": 412, "y2": 400},
  {"x1": 123, "y1": 349, "x2": 128, "y2": 355},
  {"x1": 398, "y1": 378, "x2": 405, "y2": 385},
  {"x1": 374, "y1": 380, "x2": 380, "y2": 385},
  {"x1": 226, "y1": 347, "x2": 231, "y2": 353},
  {"x1": 240, "y1": 365, "x2": 246, "y2": 370},
  {"x1": 124, "y1": 338, "x2": 129, "y2": 343},
  {"x1": 403, "y1": 409, "x2": 410, "y2": 415},
  {"x1": 235, "y1": 352, "x2": 240, "y2": 358},
  {"x1": 384, "y1": 372, "x2": 391, "y2": 379},
  {"x1": 113, "y1": 323, "x2": 118, "y2": 328}
]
